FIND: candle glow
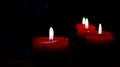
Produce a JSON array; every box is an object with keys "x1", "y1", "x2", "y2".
[
  {"x1": 86, "y1": 23, "x2": 114, "y2": 45},
  {"x1": 98, "y1": 23, "x2": 102, "y2": 34},
  {"x1": 82, "y1": 17, "x2": 86, "y2": 24},
  {"x1": 33, "y1": 27, "x2": 68, "y2": 53},
  {"x1": 85, "y1": 18, "x2": 89, "y2": 29},
  {"x1": 49, "y1": 27, "x2": 54, "y2": 41},
  {"x1": 76, "y1": 17, "x2": 97, "y2": 38}
]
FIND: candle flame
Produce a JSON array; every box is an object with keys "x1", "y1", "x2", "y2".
[
  {"x1": 82, "y1": 17, "x2": 86, "y2": 24},
  {"x1": 85, "y1": 18, "x2": 89, "y2": 29},
  {"x1": 98, "y1": 23, "x2": 102, "y2": 34},
  {"x1": 49, "y1": 27, "x2": 54, "y2": 41}
]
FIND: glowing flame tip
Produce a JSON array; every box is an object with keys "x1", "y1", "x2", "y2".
[
  {"x1": 98, "y1": 23, "x2": 102, "y2": 34},
  {"x1": 82, "y1": 17, "x2": 86, "y2": 24},
  {"x1": 85, "y1": 18, "x2": 89, "y2": 29},
  {"x1": 49, "y1": 27, "x2": 54, "y2": 41}
]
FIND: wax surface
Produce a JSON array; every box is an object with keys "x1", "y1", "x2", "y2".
[
  {"x1": 32, "y1": 37, "x2": 68, "y2": 53},
  {"x1": 76, "y1": 23, "x2": 97, "y2": 37},
  {"x1": 86, "y1": 31, "x2": 114, "y2": 45}
]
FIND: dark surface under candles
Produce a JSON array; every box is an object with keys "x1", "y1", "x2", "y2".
[{"x1": 1, "y1": 0, "x2": 120, "y2": 67}]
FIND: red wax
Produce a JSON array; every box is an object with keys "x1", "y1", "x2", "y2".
[
  {"x1": 76, "y1": 23, "x2": 97, "y2": 38},
  {"x1": 86, "y1": 31, "x2": 114, "y2": 45},
  {"x1": 32, "y1": 37, "x2": 68, "y2": 53}
]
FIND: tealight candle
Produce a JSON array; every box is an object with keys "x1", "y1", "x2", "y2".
[
  {"x1": 32, "y1": 27, "x2": 68, "y2": 53},
  {"x1": 86, "y1": 23, "x2": 114, "y2": 45},
  {"x1": 76, "y1": 17, "x2": 97, "y2": 38}
]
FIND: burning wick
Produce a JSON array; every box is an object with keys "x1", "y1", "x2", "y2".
[
  {"x1": 49, "y1": 27, "x2": 54, "y2": 43},
  {"x1": 82, "y1": 17, "x2": 86, "y2": 24},
  {"x1": 49, "y1": 39, "x2": 53, "y2": 43},
  {"x1": 85, "y1": 18, "x2": 89, "y2": 29},
  {"x1": 98, "y1": 23, "x2": 102, "y2": 34}
]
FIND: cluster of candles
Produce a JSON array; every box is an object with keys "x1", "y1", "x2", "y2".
[
  {"x1": 32, "y1": 17, "x2": 114, "y2": 53},
  {"x1": 76, "y1": 17, "x2": 114, "y2": 45}
]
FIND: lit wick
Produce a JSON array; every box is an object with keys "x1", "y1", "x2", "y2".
[
  {"x1": 82, "y1": 17, "x2": 86, "y2": 24},
  {"x1": 49, "y1": 27, "x2": 54, "y2": 43},
  {"x1": 85, "y1": 18, "x2": 89, "y2": 29},
  {"x1": 49, "y1": 39, "x2": 53, "y2": 43},
  {"x1": 98, "y1": 23, "x2": 102, "y2": 34}
]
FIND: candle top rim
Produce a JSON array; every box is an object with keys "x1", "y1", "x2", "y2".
[
  {"x1": 86, "y1": 31, "x2": 113, "y2": 36},
  {"x1": 33, "y1": 37, "x2": 68, "y2": 44},
  {"x1": 34, "y1": 36, "x2": 68, "y2": 39},
  {"x1": 33, "y1": 37, "x2": 68, "y2": 41},
  {"x1": 39, "y1": 40, "x2": 58, "y2": 44},
  {"x1": 77, "y1": 23, "x2": 94, "y2": 26}
]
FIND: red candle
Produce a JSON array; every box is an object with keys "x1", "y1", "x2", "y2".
[
  {"x1": 76, "y1": 18, "x2": 97, "y2": 38},
  {"x1": 86, "y1": 23, "x2": 114, "y2": 45},
  {"x1": 32, "y1": 27, "x2": 68, "y2": 53}
]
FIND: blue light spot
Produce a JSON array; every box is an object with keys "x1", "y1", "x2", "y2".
[
  {"x1": 23, "y1": 1, "x2": 28, "y2": 5},
  {"x1": 10, "y1": 46, "x2": 14, "y2": 48},
  {"x1": 18, "y1": 48, "x2": 22, "y2": 51},
  {"x1": 45, "y1": 4, "x2": 48, "y2": 9},
  {"x1": 35, "y1": 4, "x2": 41, "y2": 10},
  {"x1": 26, "y1": 49, "x2": 30, "y2": 53}
]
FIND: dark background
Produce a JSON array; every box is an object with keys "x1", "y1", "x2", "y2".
[{"x1": 0, "y1": 0, "x2": 120, "y2": 67}]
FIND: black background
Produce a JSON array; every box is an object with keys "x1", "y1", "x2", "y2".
[{"x1": 0, "y1": 0, "x2": 120, "y2": 67}]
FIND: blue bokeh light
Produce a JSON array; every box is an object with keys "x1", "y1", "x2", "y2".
[
  {"x1": 45, "y1": 4, "x2": 48, "y2": 9},
  {"x1": 26, "y1": 49, "x2": 30, "y2": 53},
  {"x1": 10, "y1": 46, "x2": 14, "y2": 48},
  {"x1": 18, "y1": 48, "x2": 22, "y2": 51},
  {"x1": 35, "y1": 4, "x2": 41, "y2": 10}
]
